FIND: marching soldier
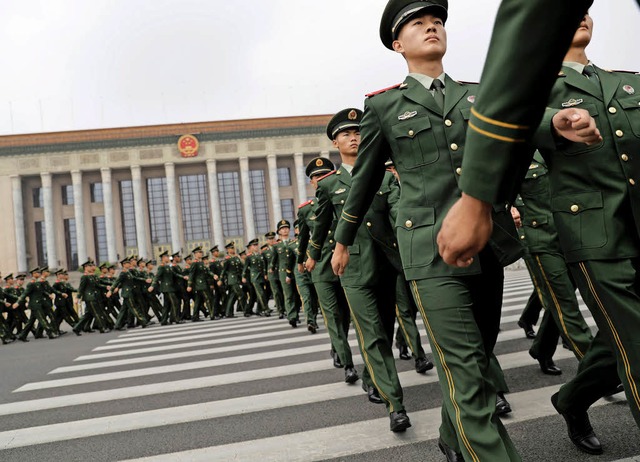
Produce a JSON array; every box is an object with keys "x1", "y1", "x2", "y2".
[
  {"x1": 13, "y1": 267, "x2": 57, "y2": 341},
  {"x1": 150, "y1": 250, "x2": 182, "y2": 325},
  {"x1": 72, "y1": 260, "x2": 112, "y2": 335},
  {"x1": 242, "y1": 238, "x2": 270, "y2": 316},
  {"x1": 331, "y1": 0, "x2": 521, "y2": 456},
  {"x1": 52, "y1": 269, "x2": 79, "y2": 329},
  {"x1": 263, "y1": 232, "x2": 285, "y2": 318},
  {"x1": 187, "y1": 247, "x2": 213, "y2": 321},
  {"x1": 292, "y1": 221, "x2": 319, "y2": 332},
  {"x1": 220, "y1": 242, "x2": 245, "y2": 317},
  {"x1": 209, "y1": 246, "x2": 224, "y2": 318},
  {"x1": 271, "y1": 220, "x2": 298, "y2": 327},
  {"x1": 112, "y1": 257, "x2": 151, "y2": 330}
]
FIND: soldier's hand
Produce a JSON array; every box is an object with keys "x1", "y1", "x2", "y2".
[
  {"x1": 146, "y1": 278, "x2": 152, "y2": 283},
  {"x1": 213, "y1": 274, "x2": 219, "y2": 280},
  {"x1": 62, "y1": 293, "x2": 68, "y2": 298},
  {"x1": 106, "y1": 291, "x2": 112, "y2": 298},
  {"x1": 285, "y1": 276, "x2": 291, "y2": 285},
  {"x1": 331, "y1": 243, "x2": 349, "y2": 276},
  {"x1": 187, "y1": 287, "x2": 192, "y2": 292},
  {"x1": 552, "y1": 108, "x2": 602, "y2": 145},
  {"x1": 437, "y1": 193, "x2": 493, "y2": 267},
  {"x1": 217, "y1": 281, "x2": 222, "y2": 287},
  {"x1": 242, "y1": 278, "x2": 247, "y2": 284},
  {"x1": 305, "y1": 258, "x2": 316, "y2": 272},
  {"x1": 264, "y1": 276, "x2": 268, "y2": 281},
  {"x1": 510, "y1": 206, "x2": 522, "y2": 228},
  {"x1": 148, "y1": 287, "x2": 154, "y2": 292},
  {"x1": 12, "y1": 303, "x2": 18, "y2": 309},
  {"x1": 4, "y1": 302, "x2": 10, "y2": 307},
  {"x1": 297, "y1": 263, "x2": 305, "y2": 274},
  {"x1": 49, "y1": 294, "x2": 55, "y2": 300},
  {"x1": 183, "y1": 276, "x2": 188, "y2": 280}
]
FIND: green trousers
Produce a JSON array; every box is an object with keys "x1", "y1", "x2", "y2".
[
  {"x1": 114, "y1": 298, "x2": 148, "y2": 329},
  {"x1": 160, "y1": 292, "x2": 180, "y2": 324},
  {"x1": 314, "y1": 281, "x2": 352, "y2": 368},
  {"x1": 250, "y1": 280, "x2": 270, "y2": 315},
  {"x1": 394, "y1": 275, "x2": 427, "y2": 360},
  {"x1": 409, "y1": 250, "x2": 520, "y2": 462},
  {"x1": 268, "y1": 273, "x2": 285, "y2": 315},
  {"x1": 278, "y1": 273, "x2": 297, "y2": 322},
  {"x1": 557, "y1": 258, "x2": 640, "y2": 428},
  {"x1": 296, "y1": 282, "x2": 319, "y2": 327},
  {"x1": 224, "y1": 283, "x2": 245, "y2": 317},
  {"x1": 343, "y1": 282, "x2": 402, "y2": 413},
  {"x1": 74, "y1": 300, "x2": 108, "y2": 333}
]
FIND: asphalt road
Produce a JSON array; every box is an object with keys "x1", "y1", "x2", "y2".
[{"x1": 0, "y1": 269, "x2": 639, "y2": 461}]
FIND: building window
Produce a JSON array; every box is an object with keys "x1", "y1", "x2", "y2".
[
  {"x1": 119, "y1": 180, "x2": 137, "y2": 247},
  {"x1": 147, "y1": 177, "x2": 171, "y2": 245},
  {"x1": 277, "y1": 167, "x2": 292, "y2": 187},
  {"x1": 90, "y1": 183, "x2": 104, "y2": 203},
  {"x1": 93, "y1": 216, "x2": 108, "y2": 263},
  {"x1": 280, "y1": 198, "x2": 295, "y2": 224},
  {"x1": 217, "y1": 171, "x2": 244, "y2": 237},
  {"x1": 33, "y1": 188, "x2": 43, "y2": 208},
  {"x1": 35, "y1": 221, "x2": 47, "y2": 266},
  {"x1": 64, "y1": 218, "x2": 78, "y2": 270},
  {"x1": 249, "y1": 170, "x2": 270, "y2": 234},
  {"x1": 179, "y1": 174, "x2": 210, "y2": 242},
  {"x1": 61, "y1": 185, "x2": 74, "y2": 206}
]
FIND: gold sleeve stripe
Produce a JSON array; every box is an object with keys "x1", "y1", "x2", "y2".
[
  {"x1": 342, "y1": 211, "x2": 358, "y2": 219},
  {"x1": 341, "y1": 216, "x2": 358, "y2": 224},
  {"x1": 468, "y1": 121, "x2": 526, "y2": 143},
  {"x1": 471, "y1": 107, "x2": 529, "y2": 130}
]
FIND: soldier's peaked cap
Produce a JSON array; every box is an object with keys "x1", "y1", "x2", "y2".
[
  {"x1": 326, "y1": 108, "x2": 363, "y2": 140},
  {"x1": 305, "y1": 157, "x2": 335, "y2": 178},
  {"x1": 192, "y1": 246, "x2": 203, "y2": 253},
  {"x1": 4, "y1": 273, "x2": 13, "y2": 280},
  {"x1": 159, "y1": 250, "x2": 169, "y2": 258},
  {"x1": 29, "y1": 266, "x2": 40, "y2": 274},
  {"x1": 247, "y1": 238, "x2": 259, "y2": 247},
  {"x1": 81, "y1": 260, "x2": 94, "y2": 268},
  {"x1": 120, "y1": 256, "x2": 130, "y2": 265},
  {"x1": 264, "y1": 231, "x2": 276, "y2": 239},
  {"x1": 380, "y1": 0, "x2": 448, "y2": 49},
  {"x1": 225, "y1": 242, "x2": 235, "y2": 249},
  {"x1": 210, "y1": 245, "x2": 219, "y2": 252},
  {"x1": 277, "y1": 219, "x2": 291, "y2": 231}
]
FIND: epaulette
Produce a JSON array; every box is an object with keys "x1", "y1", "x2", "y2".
[
  {"x1": 455, "y1": 80, "x2": 478, "y2": 85},
  {"x1": 612, "y1": 69, "x2": 640, "y2": 74},
  {"x1": 317, "y1": 170, "x2": 336, "y2": 182},
  {"x1": 298, "y1": 199, "x2": 313, "y2": 209},
  {"x1": 366, "y1": 83, "x2": 403, "y2": 98}
]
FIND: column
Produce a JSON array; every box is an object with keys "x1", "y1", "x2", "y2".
[
  {"x1": 100, "y1": 168, "x2": 117, "y2": 262},
  {"x1": 40, "y1": 172, "x2": 58, "y2": 266},
  {"x1": 165, "y1": 162, "x2": 181, "y2": 253},
  {"x1": 239, "y1": 156, "x2": 255, "y2": 241},
  {"x1": 293, "y1": 152, "x2": 308, "y2": 204},
  {"x1": 10, "y1": 175, "x2": 27, "y2": 272},
  {"x1": 266, "y1": 154, "x2": 282, "y2": 226},
  {"x1": 71, "y1": 170, "x2": 88, "y2": 264},
  {"x1": 206, "y1": 159, "x2": 224, "y2": 247},
  {"x1": 131, "y1": 165, "x2": 150, "y2": 257}
]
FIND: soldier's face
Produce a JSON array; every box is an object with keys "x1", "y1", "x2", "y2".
[
  {"x1": 278, "y1": 227, "x2": 290, "y2": 239},
  {"x1": 332, "y1": 129, "x2": 360, "y2": 157},
  {"x1": 393, "y1": 13, "x2": 447, "y2": 61},
  {"x1": 310, "y1": 176, "x2": 319, "y2": 189},
  {"x1": 267, "y1": 237, "x2": 276, "y2": 245},
  {"x1": 572, "y1": 14, "x2": 593, "y2": 48}
]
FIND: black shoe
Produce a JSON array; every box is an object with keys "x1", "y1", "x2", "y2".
[
  {"x1": 389, "y1": 410, "x2": 411, "y2": 432},
  {"x1": 438, "y1": 438, "x2": 464, "y2": 462},
  {"x1": 18, "y1": 337, "x2": 29, "y2": 342},
  {"x1": 115, "y1": 327, "x2": 125, "y2": 331},
  {"x1": 538, "y1": 358, "x2": 562, "y2": 375},
  {"x1": 397, "y1": 343, "x2": 411, "y2": 360},
  {"x1": 176, "y1": 320, "x2": 185, "y2": 324},
  {"x1": 415, "y1": 357, "x2": 434, "y2": 374},
  {"x1": 603, "y1": 383, "x2": 624, "y2": 397},
  {"x1": 278, "y1": 314, "x2": 285, "y2": 319},
  {"x1": 2, "y1": 338, "x2": 14, "y2": 345},
  {"x1": 192, "y1": 318, "x2": 203, "y2": 322},
  {"x1": 72, "y1": 329, "x2": 82, "y2": 336},
  {"x1": 307, "y1": 324, "x2": 317, "y2": 334},
  {"x1": 87, "y1": 329, "x2": 96, "y2": 333},
  {"x1": 517, "y1": 319, "x2": 536, "y2": 339},
  {"x1": 362, "y1": 383, "x2": 384, "y2": 404},
  {"x1": 496, "y1": 392, "x2": 512, "y2": 416},
  {"x1": 551, "y1": 392, "x2": 602, "y2": 455},
  {"x1": 289, "y1": 319, "x2": 297, "y2": 328},
  {"x1": 58, "y1": 330, "x2": 67, "y2": 335},
  {"x1": 331, "y1": 350, "x2": 343, "y2": 369},
  {"x1": 48, "y1": 334, "x2": 57, "y2": 339},
  {"x1": 344, "y1": 366, "x2": 359, "y2": 384}
]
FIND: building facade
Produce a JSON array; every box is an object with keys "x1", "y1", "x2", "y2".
[{"x1": 0, "y1": 115, "x2": 339, "y2": 273}]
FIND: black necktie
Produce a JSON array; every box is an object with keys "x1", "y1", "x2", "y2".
[
  {"x1": 582, "y1": 64, "x2": 602, "y2": 95},
  {"x1": 431, "y1": 79, "x2": 445, "y2": 110}
]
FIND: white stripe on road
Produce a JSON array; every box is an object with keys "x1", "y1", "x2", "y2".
[{"x1": 0, "y1": 349, "x2": 580, "y2": 450}]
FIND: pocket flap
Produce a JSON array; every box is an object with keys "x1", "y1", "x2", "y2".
[
  {"x1": 460, "y1": 107, "x2": 471, "y2": 120},
  {"x1": 391, "y1": 116, "x2": 432, "y2": 139},
  {"x1": 396, "y1": 207, "x2": 435, "y2": 230},
  {"x1": 551, "y1": 191, "x2": 603, "y2": 214},
  {"x1": 525, "y1": 215, "x2": 548, "y2": 227},
  {"x1": 619, "y1": 95, "x2": 640, "y2": 110}
]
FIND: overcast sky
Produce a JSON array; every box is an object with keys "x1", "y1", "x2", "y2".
[{"x1": 0, "y1": 0, "x2": 638, "y2": 136}]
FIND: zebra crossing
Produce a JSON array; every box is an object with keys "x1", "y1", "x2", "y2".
[{"x1": 0, "y1": 270, "x2": 638, "y2": 461}]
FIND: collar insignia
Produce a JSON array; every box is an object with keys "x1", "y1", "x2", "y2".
[
  {"x1": 561, "y1": 98, "x2": 583, "y2": 108},
  {"x1": 398, "y1": 110, "x2": 417, "y2": 121}
]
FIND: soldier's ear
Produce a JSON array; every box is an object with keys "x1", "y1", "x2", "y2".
[{"x1": 392, "y1": 39, "x2": 405, "y2": 54}]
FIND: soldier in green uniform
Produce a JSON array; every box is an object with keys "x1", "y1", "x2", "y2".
[
  {"x1": 220, "y1": 242, "x2": 245, "y2": 318},
  {"x1": 149, "y1": 250, "x2": 182, "y2": 325},
  {"x1": 71, "y1": 260, "x2": 112, "y2": 335},
  {"x1": 299, "y1": 157, "x2": 356, "y2": 379},
  {"x1": 34, "y1": 266, "x2": 65, "y2": 337},
  {"x1": 1, "y1": 276, "x2": 18, "y2": 344},
  {"x1": 331, "y1": 1, "x2": 522, "y2": 458},
  {"x1": 208, "y1": 246, "x2": 224, "y2": 318},
  {"x1": 292, "y1": 221, "x2": 319, "y2": 332},
  {"x1": 187, "y1": 247, "x2": 214, "y2": 321},
  {"x1": 263, "y1": 232, "x2": 285, "y2": 318},
  {"x1": 5, "y1": 274, "x2": 26, "y2": 336},
  {"x1": 112, "y1": 257, "x2": 151, "y2": 330},
  {"x1": 51, "y1": 269, "x2": 78, "y2": 333},
  {"x1": 242, "y1": 238, "x2": 270, "y2": 316},
  {"x1": 13, "y1": 267, "x2": 57, "y2": 341},
  {"x1": 271, "y1": 220, "x2": 299, "y2": 327}
]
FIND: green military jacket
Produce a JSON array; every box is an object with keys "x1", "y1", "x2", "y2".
[
  {"x1": 242, "y1": 252, "x2": 266, "y2": 283},
  {"x1": 111, "y1": 270, "x2": 143, "y2": 299},
  {"x1": 77, "y1": 275, "x2": 110, "y2": 302},
  {"x1": 17, "y1": 280, "x2": 49, "y2": 309},
  {"x1": 262, "y1": 247, "x2": 279, "y2": 282},
  {"x1": 52, "y1": 281, "x2": 76, "y2": 308},
  {"x1": 291, "y1": 238, "x2": 312, "y2": 285},
  {"x1": 518, "y1": 152, "x2": 563, "y2": 255},
  {"x1": 334, "y1": 75, "x2": 519, "y2": 280},
  {"x1": 271, "y1": 240, "x2": 295, "y2": 278},
  {"x1": 152, "y1": 264, "x2": 177, "y2": 293},
  {"x1": 534, "y1": 64, "x2": 640, "y2": 263},
  {"x1": 221, "y1": 256, "x2": 244, "y2": 285},
  {"x1": 188, "y1": 260, "x2": 212, "y2": 291},
  {"x1": 297, "y1": 199, "x2": 339, "y2": 284}
]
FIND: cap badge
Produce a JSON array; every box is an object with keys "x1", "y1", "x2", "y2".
[
  {"x1": 623, "y1": 85, "x2": 635, "y2": 95},
  {"x1": 315, "y1": 159, "x2": 323, "y2": 167},
  {"x1": 348, "y1": 110, "x2": 358, "y2": 120},
  {"x1": 467, "y1": 95, "x2": 476, "y2": 103},
  {"x1": 561, "y1": 98, "x2": 583, "y2": 108},
  {"x1": 398, "y1": 110, "x2": 417, "y2": 121}
]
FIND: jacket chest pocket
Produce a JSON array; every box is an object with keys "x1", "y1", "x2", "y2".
[
  {"x1": 619, "y1": 94, "x2": 640, "y2": 138},
  {"x1": 551, "y1": 191, "x2": 607, "y2": 251},
  {"x1": 391, "y1": 115, "x2": 439, "y2": 169}
]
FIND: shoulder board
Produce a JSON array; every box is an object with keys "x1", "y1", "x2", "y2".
[
  {"x1": 612, "y1": 69, "x2": 640, "y2": 74},
  {"x1": 366, "y1": 83, "x2": 403, "y2": 98},
  {"x1": 317, "y1": 170, "x2": 336, "y2": 182},
  {"x1": 298, "y1": 199, "x2": 313, "y2": 209},
  {"x1": 557, "y1": 71, "x2": 566, "y2": 77},
  {"x1": 455, "y1": 80, "x2": 478, "y2": 85}
]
